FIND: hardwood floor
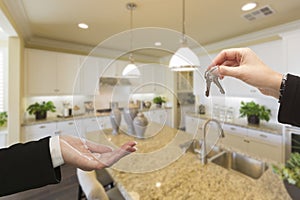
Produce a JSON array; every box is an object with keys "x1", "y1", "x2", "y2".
[{"x1": 0, "y1": 164, "x2": 81, "y2": 200}]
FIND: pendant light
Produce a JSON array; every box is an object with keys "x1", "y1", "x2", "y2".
[
  {"x1": 122, "y1": 2, "x2": 141, "y2": 77},
  {"x1": 169, "y1": 0, "x2": 200, "y2": 71}
]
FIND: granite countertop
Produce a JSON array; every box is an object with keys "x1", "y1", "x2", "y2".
[
  {"x1": 186, "y1": 112, "x2": 284, "y2": 135},
  {"x1": 85, "y1": 123, "x2": 290, "y2": 200},
  {"x1": 21, "y1": 107, "x2": 172, "y2": 126}
]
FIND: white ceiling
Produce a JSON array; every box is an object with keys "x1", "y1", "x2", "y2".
[{"x1": 3, "y1": 0, "x2": 300, "y2": 57}]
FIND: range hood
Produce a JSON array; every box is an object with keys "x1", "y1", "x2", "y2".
[{"x1": 99, "y1": 77, "x2": 137, "y2": 86}]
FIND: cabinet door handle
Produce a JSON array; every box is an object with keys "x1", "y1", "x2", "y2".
[
  {"x1": 68, "y1": 122, "x2": 74, "y2": 125},
  {"x1": 243, "y1": 139, "x2": 250, "y2": 143},
  {"x1": 39, "y1": 125, "x2": 46, "y2": 129},
  {"x1": 259, "y1": 134, "x2": 267, "y2": 138}
]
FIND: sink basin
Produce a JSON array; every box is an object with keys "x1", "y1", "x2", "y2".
[
  {"x1": 206, "y1": 146, "x2": 223, "y2": 159},
  {"x1": 211, "y1": 151, "x2": 268, "y2": 179}
]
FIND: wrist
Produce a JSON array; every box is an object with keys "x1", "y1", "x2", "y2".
[{"x1": 278, "y1": 73, "x2": 288, "y2": 103}]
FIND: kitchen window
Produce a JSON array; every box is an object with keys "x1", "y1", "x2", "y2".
[{"x1": 0, "y1": 46, "x2": 7, "y2": 111}]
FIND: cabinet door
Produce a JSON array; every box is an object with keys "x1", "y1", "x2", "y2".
[
  {"x1": 97, "y1": 116, "x2": 111, "y2": 130},
  {"x1": 80, "y1": 56, "x2": 101, "y2": 95},
  {"x1": 22, "y1": 123, "x2": 57, "y2": 142},
  {"x1": 247, "y1": 129, "x2": 283, "y2": 162},
  {"x1": 222, "y1": 124, "x2": 248, "y2": 152},
  {"x1": 56, "y1": 53, "x2": 81, "y2": 94},
  {"x1": 83, "y1": 117, "x2": 101, "y2": 133},
  {"x1": 26, "y1": 49, "x2": 57, "y2": 95},
  {"x1": 285, "y1": 34, "x2": 300, "y2": 76},
  {"x1": 185, "y1": 115, "x2": 199, "y2": 135},
  {"x1": 56, "y1": 120, "x2": 82, "y2": 137},
  {"x1": 0, "y1": 131, "x2": 7, "y2": 148}
]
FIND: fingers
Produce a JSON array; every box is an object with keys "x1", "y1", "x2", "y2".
[{"x1": 120, "y1": 141, "x2": 138, "y2": 153}]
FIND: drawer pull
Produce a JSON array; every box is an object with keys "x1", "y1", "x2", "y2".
[
  {"x1": 259, "y1": 134, "x2": 267, "y2": 138},
  {"x1": 243, "y1": 139, "x2": 250, "y2": 143},
  {"x1": 230, "y1": 127, "x2": 236, "y2": 131},
  {"x1": 39, "y1": 125, "x2": 46, "y2": 129},
  {"x1": 68, "y1": 122, "x2": 74, "y2": 125}
]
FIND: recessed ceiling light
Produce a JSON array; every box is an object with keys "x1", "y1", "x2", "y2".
[
  {"x1": 0, "y1": 27, "x2": 3, "y2": 32},
  {"x1": 154, "y1": 42, "x2": 162, "y2": 46},
  {"x1": 78, "y1": 23, "x2": 89, "y2": 29},
  {"x1": 241, "y1": 2, "x2": 257, "y2": 11}
]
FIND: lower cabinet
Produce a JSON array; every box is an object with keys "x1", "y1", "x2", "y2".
[
  {"x1": 144, "y1": 109, "x2": 172, "y2": 127},
  {"x1": 186, "y1": 116, "x2": 284, "y2": 163},
  {"x1": 222, "y1": 124, "x2": 283, "y2": 163},
  {"x1": 56, "y1": 120, "x2": 83, "y2": 137},
  {"x1": 21, "y1": 123, "x2": 57, "y2": 142}
]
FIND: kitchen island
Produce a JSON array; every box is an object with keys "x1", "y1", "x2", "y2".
[{"x1": 85, "y1": 123, "x2": 291, "y2": 200}]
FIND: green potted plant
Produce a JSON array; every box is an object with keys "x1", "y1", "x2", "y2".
[
  {"x1": 0, "y1": 111, "x2": 7, "y2": 127},
  {"x1": 239, "y1": 101, "x2": 271, "y2": 125},
  {"x1": 273, "y1": 153, "x2": 300, "y2": 199},
  {"x1": 153, "y1": 96, "x2": 166, "y2": 108},
  {"x1": 27, "y1": 101, "x2": 56, "y2": 120}
]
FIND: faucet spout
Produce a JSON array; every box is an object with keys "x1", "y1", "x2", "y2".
[{"x1": 201, "y1": 119, "x2": 224, "y2": 165}]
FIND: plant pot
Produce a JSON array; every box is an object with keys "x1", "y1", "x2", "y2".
[
  {"x1": 247, "y1": 115, "x2": 260, "y2": 125},
  {"x1": 284, "y1": 180, "x2": 300, "y2": 199},
  {"x1": 35, "y1": 111, "x2": 47, "y2": 120},
  {"x1": 156, "y1": 103, "x2": 162, "y2": 108}
]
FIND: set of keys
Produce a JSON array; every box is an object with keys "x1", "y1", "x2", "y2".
[{"x1": 204, "y1": 66, "x2": 225, "y2": 97}]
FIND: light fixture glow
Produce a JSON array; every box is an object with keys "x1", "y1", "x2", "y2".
[
  {"x1": 154, "y1": 41, "x2": 162, "y2": 46},
  {"x1": 169, "y1": 46, "x2": 199, "y2": 71},
  {"x1": 78, "y1": 23, "x2": 89, "y2": 29},
  {"x1": 122, "y1": 3, "x2": 141, "y2": 77},
  {"x1": 241, "y1": 2, "x2": 257, "y2": 11},
  {"x1": 155, "y1": 182, "x2": 162, "y2": 188},
  {"x1": 169, "y1": 0, "x2": 200, "y2": 71}
]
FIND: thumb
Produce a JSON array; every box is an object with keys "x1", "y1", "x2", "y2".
[{"x1": 218, "y1": 65, "x2": 241, "y2": 79}]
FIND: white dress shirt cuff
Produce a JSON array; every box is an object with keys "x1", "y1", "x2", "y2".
[{"x1": 49, "y1": 136, "x2": 65, "y2": 168}]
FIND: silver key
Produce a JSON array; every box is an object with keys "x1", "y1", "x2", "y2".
[{"x1": 204, "y1": 66, "x2": 225, "y2": 97}]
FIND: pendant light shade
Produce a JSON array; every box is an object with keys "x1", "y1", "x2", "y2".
[
  {"x1": 122, "y1": 53, "x2": 141, "y2": 76},
  {"x1": 169, "y1": 45, "x2": 200, "y2": 71},
  {"x1": 122, "y1": 2, "x2": 140, "y2": 77},
  {"x1": 169, "y1": 0, "x2": 200, "y2": 71}
]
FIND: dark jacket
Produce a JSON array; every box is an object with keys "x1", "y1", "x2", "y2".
[
  {"x1": 278, "y1": 73, "x2": 300, "y2": 127},
  {"x1": 0, "y1": 137, "x2": 61, "y2": 197}
]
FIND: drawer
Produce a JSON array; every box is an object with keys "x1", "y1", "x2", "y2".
[
  {"x1": 222, "y1": 124, "x2": 247, "y2": 137},
  {"x1": 247, "y1": 129, "x2": 282, "y2": 145}
]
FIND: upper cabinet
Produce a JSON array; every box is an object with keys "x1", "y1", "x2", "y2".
[
  {"x1": 25, "y1": 49, "x2": 80, "y2": 95},
  {"x1": 281, "y1": 30, "x2": 300, "y2": 76}
]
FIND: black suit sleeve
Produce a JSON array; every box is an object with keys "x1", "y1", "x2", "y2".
[
  {"x1": 278, "y1": 74, "x2": 300, "y2": 127},
  {"x1": 0, "y1": 137, "x2": 61, "y2": 197}
]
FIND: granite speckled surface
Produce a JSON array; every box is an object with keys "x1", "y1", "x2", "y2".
[
  {"x1": 187, "y1": 112, "x2": 284, "y2": 135},
  {"x1": 85, "y1": 123, "x2": 291, "y2": 200}
]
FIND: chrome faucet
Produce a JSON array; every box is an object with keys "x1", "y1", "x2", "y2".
[{"x1": 201, "y1": 119, "x2": 225, "y2": 164}]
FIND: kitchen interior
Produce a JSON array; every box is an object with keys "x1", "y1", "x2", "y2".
[{"x1": 1, "y1": 0, "x2": 300, "y2": 199}]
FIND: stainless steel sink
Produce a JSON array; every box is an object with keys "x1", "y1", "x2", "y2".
[
  {"x1": 206, "y1": 146, "x2": 224, "y2": 159},
  {"x1": 211, "y1": 151, "x2": 268, "y2": 179}
]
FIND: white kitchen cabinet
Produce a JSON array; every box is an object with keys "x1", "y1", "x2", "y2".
[
  {"x1": 96, "y1": 116, "x2": 112, "y2": 130},
  {"x1": 56, "y1": 53, "x2": 81, "y2": 94},
  {"x1": 282, "y1": 30, "x2": 300, "y2": 76},
  {"x1": 222, "y1": 124, "x2": 283, "y2": 162},
  {"x1": 25, "y1": 49, "x2": 57, "y2": 95},
  {"x1": 82, "y1": 117, "x2": 101, "y2": 133},
  {"x1": 144, "y1": 109, "x2": 172, "y2": 127},
  {"x1": 0, "y1": 130, "x2": 7, "y2": 148},
  {"x1": 185, "y1": 115, "x2": 201, "y2": 135},
  {"x1": 247, "y1": 129, "x2": 283, "y2": 162},
  {"x1": 101, "y1": 59, "x2": 128, "y2": 77},
  {"x1": 21, "y1": 122, "x2": 57, "y2": 142},
  {"x1": 79, "y1": 56, "x2": 102, "y2": 95},
  {"x1": 25, "y1": 49, "x2": 81, "y2": 95},
  {"x1": 222, "y1": 124, "x2": 248, "y2": 153},
  {"x1": 56, "y1": 120, "x2": 83, "y2": 137}
]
